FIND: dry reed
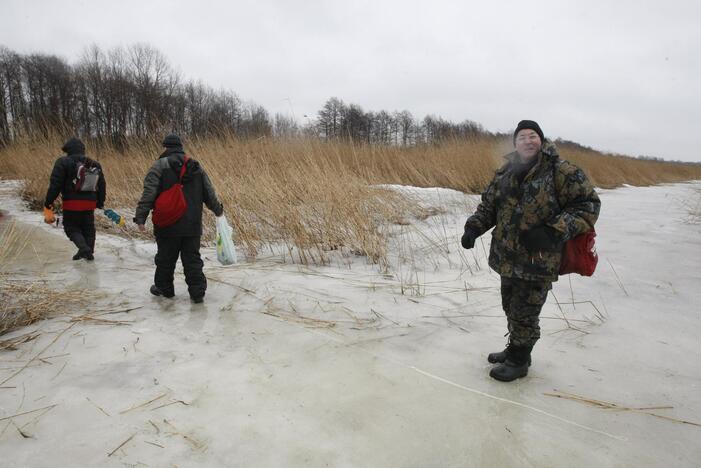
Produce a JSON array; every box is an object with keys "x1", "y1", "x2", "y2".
[
  {"x1": 545, "y1": 389, "x2": 701, "y2": 428},
  {"x1": 0, "y1": 219, "x2": 89, "y2": 336},
  {"x1": 2, "y1": 131, "x2": 700, "y2": 266}
]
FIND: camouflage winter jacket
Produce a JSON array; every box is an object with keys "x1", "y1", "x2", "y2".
[{"x1": 464, "y1": 140, "x2": 600, "y2": 282}]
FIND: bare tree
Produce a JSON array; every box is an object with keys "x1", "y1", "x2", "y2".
[
  {"x1": 316, "y1": 97, "x2": 345, "y2": 140},
  {"x1": 273, "y1": 113, "x2": 299, "y2": 139},
  {"x1": 396, "y1": 110, "x2": 415, "y2": 146}
]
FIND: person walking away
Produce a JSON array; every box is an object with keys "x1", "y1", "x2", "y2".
[
  {"x1": 133, "y1": 134, "x2": 224, "y2": 304},
  {"x1": 44, "y1": 137, "x2": 106, "y2": 261}
]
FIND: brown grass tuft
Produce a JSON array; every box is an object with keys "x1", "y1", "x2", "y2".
[{"x1": 0, "y1": 220, "x2": 89, "y2": 336}]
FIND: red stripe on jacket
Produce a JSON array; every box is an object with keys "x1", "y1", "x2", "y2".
[{"x1": 63, "y1": 199, "x2": 97, "y2": 211}]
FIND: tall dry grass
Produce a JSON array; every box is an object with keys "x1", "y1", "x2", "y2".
[
  {"x1": 555, "y1": 141, "x2": 701, "y2": 188},
  {"x1": 1, "y1": 131, "x2": 700, "y2": 265},
  {"x1": 1, "y1": 133, "x2": 425, "y2": 266}
]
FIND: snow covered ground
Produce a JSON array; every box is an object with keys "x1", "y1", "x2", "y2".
[{"x1": 0, "y1": 180, "x2": 700, "y2": 467}]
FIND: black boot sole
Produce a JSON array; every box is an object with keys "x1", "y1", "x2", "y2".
[
  {"x1": 489, "y1": 365, "x2": 529, "y2": 382},
  {"x1": 150, "y1": 285, "x2": 174, "y2": 298},
  {"x1": 73, "y1": 249, "x2": 93, "y2": 261}
]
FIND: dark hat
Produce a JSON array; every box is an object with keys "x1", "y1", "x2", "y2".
[
  {"x1": 162, "y1": 133, "x2": 183, "y2": 148},
  {"x1": 61, "y1": 137, "x2": 85, "y2": 155},
  {"x1": 513, "y1": 120, "x2": 545, "y2": 144}
]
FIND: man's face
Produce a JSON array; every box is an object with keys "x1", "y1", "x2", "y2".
[{"x1": 515, "y1": 129, "x2": 542, "y2": 161}]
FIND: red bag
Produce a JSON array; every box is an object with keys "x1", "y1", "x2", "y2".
[
  {"x1": 152, "y1": 156, "x2": 189, "y2": 228},
  {"x1": 559, "y1": 229, "x2": 597, "y2": 276}
]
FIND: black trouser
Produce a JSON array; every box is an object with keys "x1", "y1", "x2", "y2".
[
  {"x1": 154, "y1": 236, "x2": 206, "y2": 299},
  {"x1": 63, "y1": 210, "x2": 96, "y2": 253},
  {"x1": 500, "y1": 276, "x2": 552, "y2": 348}
]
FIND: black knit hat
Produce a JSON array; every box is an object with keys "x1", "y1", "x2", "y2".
[
  {"x1": 61, "y1": 137, "x2": 85, "y2": 155},
  {"x1": 162, "y1": 133, "x2": 183, "y2": 148},
  {"x1": 513, "y1": 120, "x2": 544, "y2": 144}
]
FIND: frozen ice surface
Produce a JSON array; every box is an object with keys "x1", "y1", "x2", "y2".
[{"x1": 0, "y1": 180, "x2": 700, "y2": 467}]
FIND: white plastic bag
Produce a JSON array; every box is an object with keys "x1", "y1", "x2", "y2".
[{"x1": 216, "y1": 215, "x2": 237, "y2": 265}]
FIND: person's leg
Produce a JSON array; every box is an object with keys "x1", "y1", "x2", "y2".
[
  {"x1": 501, "y1": 276, "x2": 516, "y2": 338},
  {"x1": 153, "y1": 236, "x2": 180, "y2": 297},
  {"x1": 180, "y1": 236, "x2": 206, "y2": 301},
  {"x1": 490, "y1": 278, "x2": 551, "y2": 381},
  {"x1": 507, "y1": 279, "x2": 551, "y2": 350},
  {"x1": 62, "y1": 210, "x2": 90, "y2": 259},
  {"x1": 81, "y1": 211, "x2": 96, "y2": 257},
  {"x1": 488, "y1": 276, "x2": 516, "y2": 363}
]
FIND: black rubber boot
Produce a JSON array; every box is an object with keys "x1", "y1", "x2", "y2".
[
  {"x1": 191, "y1": 296, "x2": 204, "y2": 304},
  {"x1": 488, "y1": 345, "x2": 531, "y2": 366},
  {"x1": 150, "y1": 285, "x2": 174, "y2": 298},
  {"x1": 72, "y1": 248, "x2": 93, "y2": 261},
  {"x1": 489, "y1": 345, "x2": 532, "y2": 382}
]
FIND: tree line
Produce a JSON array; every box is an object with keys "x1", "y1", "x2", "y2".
[
  {"x1": 0, "y1": 44, "x2": 272, "y2": 146},
  {"x1": 313, "y1": 97, "x2": 487, "y2": 145},
  {"x1": 0, "y1": 43, "x2": 491, "y2": 148}
]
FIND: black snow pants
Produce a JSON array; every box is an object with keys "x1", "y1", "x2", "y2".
[
  {"x1": 63, "y1": 210, "x2": 96, "y2": 253},
  {"x1": 154, "y1": 236, "x2": 206, "y2": 299}
]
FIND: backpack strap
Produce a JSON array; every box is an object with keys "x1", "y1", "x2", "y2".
[
  {"x1": 551, "y1": 159, "x2": 566, "y2": 209},
  {"x1": 178, "y1": 155, "x2": 189, "y2": 182}
]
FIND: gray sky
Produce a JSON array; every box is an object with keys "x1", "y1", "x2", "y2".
[{"x1": 3, "y1": 0, "x2": 700, "y2": 161}]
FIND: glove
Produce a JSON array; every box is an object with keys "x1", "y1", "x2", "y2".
[
  {"x1": 461, "y1": 228, "x2": 479, "y2": 249},
  {"x1": 520, "y1": 225, "x2": 561, "y2": 252},
  {"x1": 43, "y1": 207, "x2": 56, "y2": 224}
]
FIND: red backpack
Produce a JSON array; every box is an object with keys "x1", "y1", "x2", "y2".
[
  {"x1": 152, "y1": 156, "x2": 189, "y2": 228},
  {"x1": 553, "y1": 162, "x2": 598, "y2": 276}
]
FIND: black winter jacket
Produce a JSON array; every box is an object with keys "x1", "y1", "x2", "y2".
[
  {"x1": 134, "y1": 148, "x2": 223, "y2": 237},
  {"x1": 44, "y1": 153, "x2": 106, "y2": 211}
]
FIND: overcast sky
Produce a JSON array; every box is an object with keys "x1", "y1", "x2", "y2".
[{"x1": 2, "y1": 0, "x2": 700, "y2": 161}]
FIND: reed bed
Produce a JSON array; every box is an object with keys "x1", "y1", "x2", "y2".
[{"x1": 2, "y1": 131, "x2": 700, "y2": 266}]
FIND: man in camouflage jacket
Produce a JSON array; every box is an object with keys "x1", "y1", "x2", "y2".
[{"x1": 462, "y1": 120, "x2": 600, "y2": 382}]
